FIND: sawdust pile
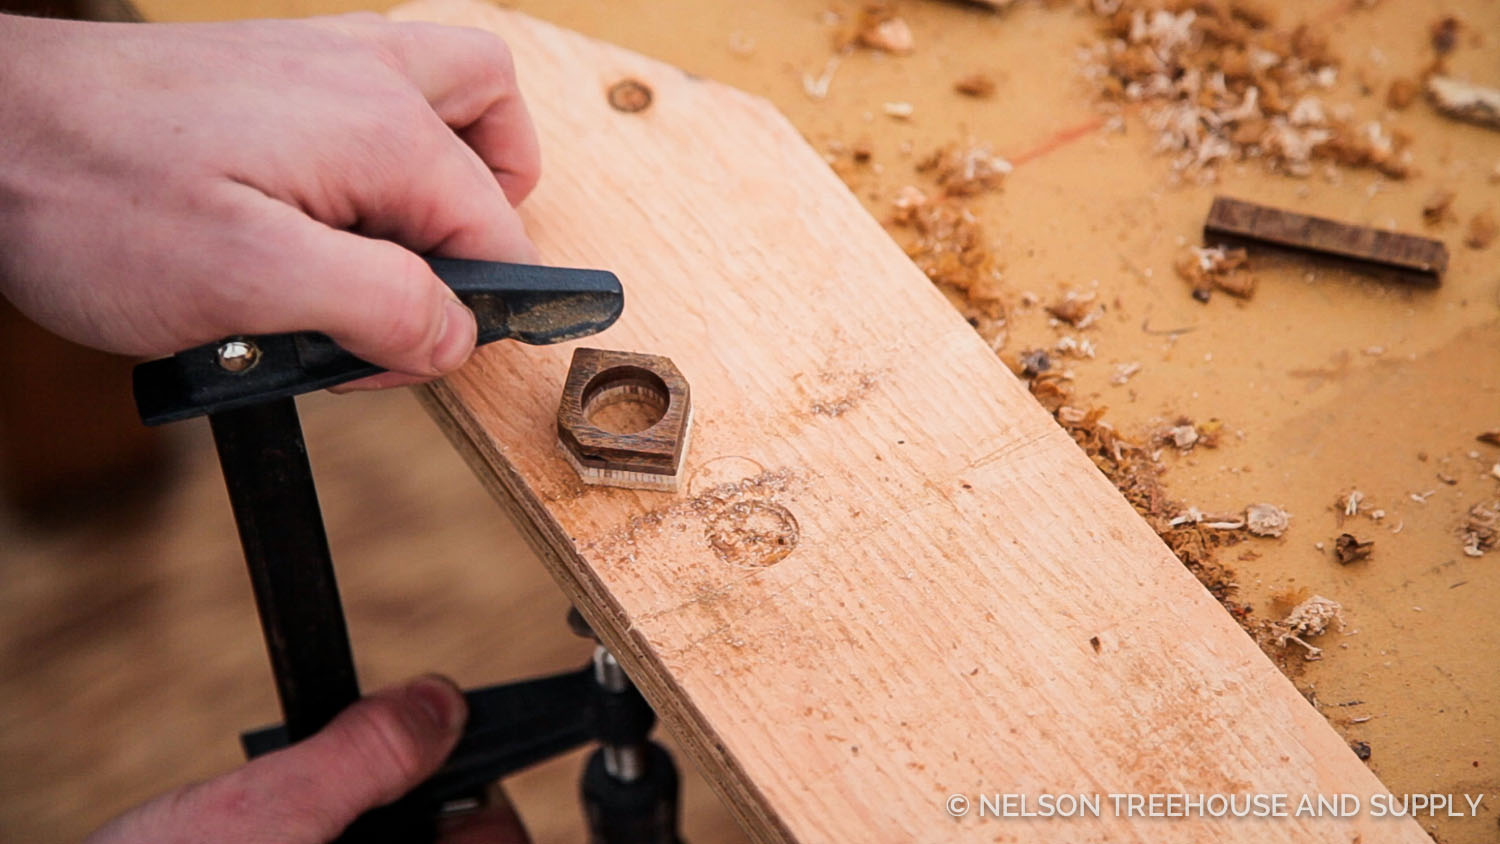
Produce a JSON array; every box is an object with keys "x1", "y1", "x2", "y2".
[
  {"x1": 1083, "y1": 0, "x2": 1411, "y2": 181},
  {"x1": 917, "y1": 144, "x2": 1013, "y2": 196},
  {"x1": 1022, "y1": 369, "x2": 1257, "y2": 628},
  {"x1": 887, "y1": 144, "x2": 1013, "y2": 342}
]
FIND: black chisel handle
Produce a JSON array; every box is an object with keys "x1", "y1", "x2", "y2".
[{"x1": 132, "y1": 258, "x2": 623, "y2": 425}]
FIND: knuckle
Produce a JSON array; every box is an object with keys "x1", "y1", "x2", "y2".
[
  {"x1": 332, "y1": 97, "x2": 434, "y2": 181},
  {"x1": 169, "y1": 780, "x2": 238, "y2": 822},
  {"x1": 368, "y1": 251, "x2": 441, "y2": 355},
  {"x1": 344, "y1": 698, "x2": 429, "y2": 785},
  {"x1": 467, "y1": 29, "x2": 516, "y2": 80}
]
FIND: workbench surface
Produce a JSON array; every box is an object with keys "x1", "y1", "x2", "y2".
[{"x1": 5, "y1": 0, "x2": 1495, "y2": 842}]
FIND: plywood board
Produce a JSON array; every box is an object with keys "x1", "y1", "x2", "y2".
[{"x1": 393, "y1": 1, "x2": 1432, "y2": 841}]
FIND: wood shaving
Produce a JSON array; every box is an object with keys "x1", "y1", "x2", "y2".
[
  {"x1": 1334, "y1": 532, "x2": 1374, "y2": 564},
  {"x1": 802, "y1": 54, "x2": 844, "y2": 100},
  {"x1": 1110, "y1": 361, "x2": 1142, "y2": 385},
  {"x1": 954, "y1": 73, "x2": 996, "y2": 98},
  {"x1": 1421, "y1": 189, "x2": 1455, "y2": 224},
  {"x1": 1274, "y1": 595, "x2": 1344, "y2": 660},
  {"x1": 882, "y1": 101, "x2": 915, "y2": 119},
  {"x1": 1084, "y1": 2, "x2": 1411, "y2": 180},
  {"x1": 1175, "y1": 245, "x2": 1253, "y2": 299},
  {"x1": 849, "y1": 4, "x2": 914, "y2": 55},
  {"x1": 889, "y1": 187, "x2": 1006, "y2": 321},
  {"x1": 1429, "y1": 15, "x2": 1461, "y2": 55},
  {"x1": 1385, "y1": 77, "x2": 1419, "y2": 110},
  {"x1": 1460, "y1": 501, "x2": 1498, "y2": 557},
  {"x1": 1045, "y1": 291, "x2": 1097, "y2": 327},
  {"x1": 886, "y1": 142, "x2": 1016, "y2": 332},
  {"x1": 1167, "y1": 424, "x2": 1200, "y2": 450},
  {"x1": 1246, "y1": 503, "x2": 1290, "y2": 537},
  {"x1": 1427, "y1": 76, "x2": 1500, "y2": 130},
  {"x1": 1196, "y1": 418, "x2": 1223, "y2": 448},
  {"x1": 1053, "y1": 335, "x2": 1096, "y2": 359},
  {"x1": 1017, "y1": 348, "x2": 1052, "y2": 377},
  {"x1": 1338, "y1": 488, "x2": 1364, "y2": 520},
  {"x1": 917, "y1": 143, "x2": 1012, "y2": 197},
  {"x1": 1465, "y1": 209, "x2": 1497, "y2": 249}
]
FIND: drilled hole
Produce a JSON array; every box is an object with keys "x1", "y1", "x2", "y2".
[{"x1": 582, "y1": 367, "x2": 669, "y2": 434}]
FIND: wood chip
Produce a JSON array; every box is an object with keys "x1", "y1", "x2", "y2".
[
  {"x1": 1167, "y1": 424, "x2": 1199, "y2": 450},
  {"x1": 1110, "y1": 361, "x2": 1142, "y2": 385},
  {"x1": 1421, "y1": 189, "x2": 1455, "y2": 224},
  {"x1": 1213, "y1": 269, "x2": 1257, "y2": 298},
  {"x1": 882, "y1": 101, "x2": 914, "y2": 119},
  {"x1": 1334, "y1": 532, "x2": 1374, "y2": 564},
  {"x1": 1083, "y1": 2, "x2": 1409, "y2": 179},
  {"x1": 1429, "y1": 15, "x2": 1461, "y2": 55},
  {"x1": 916, "y1": 143, "x2": 1011, "y2": 197},
  {"x1": 1017, "y1": 348, "x2": 1052, "y2": 377},
  {"x1": 1386, "y1": 78, "x2": 1419, "y2": 110},
  {"x1": 1427, "y1": 75, "x2": 1500, "y2": 130},
  {"x1": 1045, "y1": 293, "x2": 1096, "y2": 326},
  {"x1": 853, "y1": 5, "x2": 914, "y2": 55},
  {"x1": 954, "y1": 73, "x2": 996, "y2": 98},
  {"x1": 1465, "y1": 209, "x2": 1497, "y2": 249},
  {"x1": 1283, "y1": 596, "x2": 1344, "y2": 638},
  {"x1": 1461, "y1": 501, "x2": 1498, "y2": 557},
  {"x1": 1175, "y1": 244, "x2": 1251, "y2": 299},
  {"x1": 1275, "y1": 595, "x2": 1344, "y2": 659},
  {"x1": 1246, "y1": 503, "x2": 1290, "y2": 538}
]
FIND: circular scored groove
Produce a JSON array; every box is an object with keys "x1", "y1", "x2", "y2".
[{"x1": 581, "y1": 365, "x2": 670, "y2": 434}]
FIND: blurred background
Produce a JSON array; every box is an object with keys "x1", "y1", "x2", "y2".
[{"x1": 0, "y1": 5, "x2": 744, "y2": 841}]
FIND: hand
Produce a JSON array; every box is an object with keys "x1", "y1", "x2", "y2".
[
  {"x1": 0, "y1": 13, "x2": 541, "y2": 388},
  {"x1": 86, "y1": 675, "x2": 530, "y2": 844}
]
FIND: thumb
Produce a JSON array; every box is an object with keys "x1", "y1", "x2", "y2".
[
  {"x1": 173, "y1": 675, "x2": 466, "y2": 844},
  {"x1": 241, "y1": 194, "x2": 480, "y2": 378}
]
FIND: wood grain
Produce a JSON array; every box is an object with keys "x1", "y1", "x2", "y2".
[{"x1": 394, "y1": 1, "x2": 1433, "y2": 841}]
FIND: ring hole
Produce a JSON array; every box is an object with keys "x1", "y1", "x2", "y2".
[{"x1": 582, "y1": 366, "x2": 670, "y2": 434}]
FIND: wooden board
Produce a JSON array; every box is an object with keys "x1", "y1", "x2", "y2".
[{"x1": 393, "y1": 2, "x2": 1433, "y2": 841}]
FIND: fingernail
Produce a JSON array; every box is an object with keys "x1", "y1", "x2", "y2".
[
  {"x1": 408, "y1": 675, "x2": 465, "y2": 733},
  {"x1": 431, "y1": 299, "x2": 477, "y2": 374}
]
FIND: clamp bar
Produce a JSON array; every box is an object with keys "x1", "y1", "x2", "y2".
[{"x1": 210, "y1": 397, "x2": 359, "y2": 741}]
